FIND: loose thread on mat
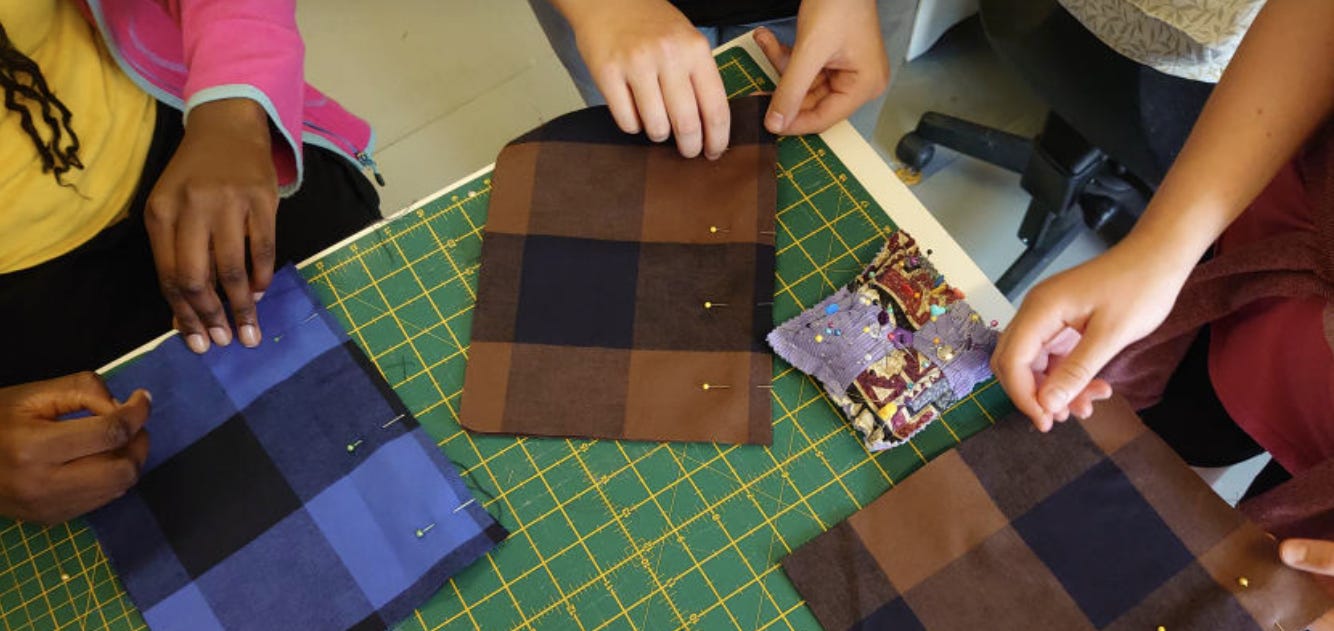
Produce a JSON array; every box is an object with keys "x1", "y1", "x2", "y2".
[{"x1": 461, "y1": 471, "x2": 505, "y2": 526}]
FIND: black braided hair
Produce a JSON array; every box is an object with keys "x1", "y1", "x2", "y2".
[{"x1": 0, "y1": 20, "x2": 83, "y2": 186}]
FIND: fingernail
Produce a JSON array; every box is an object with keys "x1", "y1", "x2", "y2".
[
  {"x1": 252, "y1": 291, "x2": 265, "y2": 302},
  {"x1": 239, "y1": 324, "x2": 261, "y2": 348},
  {"x1": 186, "y1": 333, "x2": 208, "y2": 354},
  {"x1": 141, "y1": 389, "x2": 153, "y2": 405},
  {"x1": 1282, "y1": 541, "x2": 1307, "y2": 565},
  {"x1": 208, "y1": 326, "x2": 231, "y2": 347},
  {"x1": 765, "y1": 111, "x2": 785, "y2": 133}
]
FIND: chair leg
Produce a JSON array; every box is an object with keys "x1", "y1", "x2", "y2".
[
  {"x1": 895, "y1": 111, "x2": 1152, "y2": 299},
  {"x1": 896, "y1": 112, "x2": 1033, "y2": 173},
  {"x1": 995, "y1": 199, "x2": 1083, "y2": 299},
  {"x1": 1080, "y1": 164, "x2": 1150, "y2": 244}
]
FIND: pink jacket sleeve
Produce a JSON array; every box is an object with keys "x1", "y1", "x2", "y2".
[{"x1": 169, "y1": 0, "x2": 306, "y2": 192}]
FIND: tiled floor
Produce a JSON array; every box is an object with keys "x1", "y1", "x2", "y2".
[{"x1": 298, "y1": 4, "x2": 1258, "y2": 501}]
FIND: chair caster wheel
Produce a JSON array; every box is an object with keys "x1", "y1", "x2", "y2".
[{"x1": 896, "y1": 132, "x2": 936, "y2": 172}]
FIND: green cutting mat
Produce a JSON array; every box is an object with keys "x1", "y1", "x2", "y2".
[{"x1": 0, "y1": 47, "x2": 1013, "y2": 631}]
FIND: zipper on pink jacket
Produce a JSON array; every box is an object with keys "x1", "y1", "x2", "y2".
[{"x1": 303, "y1": 120, "x2": 385, "y2": 186}]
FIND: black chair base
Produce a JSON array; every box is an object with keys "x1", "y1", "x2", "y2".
[{"x1": 898, "y1": 111, "x2": 1149, "y2": 299}]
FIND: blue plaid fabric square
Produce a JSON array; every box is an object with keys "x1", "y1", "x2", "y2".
[{"x1": 88, "y1": 265, "x2": 507, "y2": 630}]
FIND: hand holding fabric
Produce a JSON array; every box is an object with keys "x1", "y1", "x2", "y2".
[
  {"x1": 0, "y1": 373, "x2": 150, "y2": 524},
  {"x1": 1281, "y1": 539, "x2": 1334, "y2": 629},
  {"x1": 558, "y1": 0, "x2": 730, "y2": 159},
  {"x1": 146, "y1": 98, "x2": 278, "y2": 354},
  {"x1": 992, "y1": 237, "x2": 1190, "y2": 430},
  {"x1": 753, "y1": 0, "x2": 889, "y2": 136}
]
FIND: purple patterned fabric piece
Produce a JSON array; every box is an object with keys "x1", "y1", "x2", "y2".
[
  {"x1": 766, "y1": 231, "x2": 1002, "y2": 451},
  {"x1": 765, "y1": 288, "x2": 896, "y2": 392},
  {"x1": 912, "y1": 302, "x2": 999, "y2": 399}
]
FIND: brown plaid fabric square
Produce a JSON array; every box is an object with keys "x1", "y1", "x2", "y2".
[
  {"x1": 460, "y1": 95, "x2": 776, "y2": 444},
  {"x1": 782, "y1": 397, "x2": 1334, "y2": 630}
]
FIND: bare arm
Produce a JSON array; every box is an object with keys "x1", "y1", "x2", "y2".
[
  {"x1": 993, "y1": 1, "x2": 1334, "y2": 426},
  {"x1": 1125, "y1": 0, "x2": 1334, "y2": 271}
]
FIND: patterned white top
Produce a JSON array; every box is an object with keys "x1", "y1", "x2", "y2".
[{"x1": 1059, "y1": 0, "x2": 1266, "y2": 83}]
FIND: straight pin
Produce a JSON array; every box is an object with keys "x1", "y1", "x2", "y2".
[
  {"x1": 756, "y1": 385, "x2": 774, "y2": 389},
  {"x1": 703, "y1": 301, "x2": 729, "y2": 310},
  {"x1": 759, "y1": 230, "x2": 776, "y2": 236},
  {"x1": 415, "y1": 523, "x2": 435, "y2": 538},
  {"x1": 708, "y1": 226, "x2": 730, "y2": 234},
  {"x1": 346, "y1": 439, "x2": 364, "y2": 454},
  {"x1": 452, "y1": 498, "x2": 477, "y2": 514},
  {"x1": 701, "y1": 383, "x2": 731, "y2": 391},
  {"x1": 381, "y1": 414, "x2": 405, "y2": 429},
  {"x1": 273, "y1": 311, "x2": 322, "y2": 342}
]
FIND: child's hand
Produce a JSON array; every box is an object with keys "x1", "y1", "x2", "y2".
[
  {"x1": 1280, "y1": 539, "x2": 1334, "y2": 629},
  {"x1": 991, "y1": 237, "x2": 1192, "y2": 429},
  {"x1": 561, "y1": 0, "x2": 730, "y2": 159},
  {"x1": 0, "y1": 374, "x2": 151, "y2": 524},
  {"x1": 753, "y1": 0, "x2": 889, "y2": 136},
  {"x1": 145, "y1": 98, "x2": 278, "y2": 354}
]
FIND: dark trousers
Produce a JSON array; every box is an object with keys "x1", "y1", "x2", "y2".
[
  {"x1": 0, "y1": 104, "x2": 381, "y2": 386},
  {"x1": 982, "y1": 0, "x2": 1215, "y2": 187},
  {"x1": 1139, "y1": 328, "x2": 1292, "y2": 500}
]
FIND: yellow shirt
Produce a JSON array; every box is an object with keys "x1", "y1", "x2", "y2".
[{"x1": 0, "y1": 0, "x2": 156, "y2": 273}]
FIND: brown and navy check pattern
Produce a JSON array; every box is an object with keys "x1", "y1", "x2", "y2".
[
  {"x1": 460, "y1": 95, "x2": 776, "y2": 444},
  {"x1": 782, "y1": 397, "x2": 1334, "y2": 631}
]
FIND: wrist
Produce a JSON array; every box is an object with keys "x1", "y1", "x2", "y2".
[
  {"x1": 1115, "y1": 222, "x2": 1209, "y2": 283},
  {"x1": 1118, "y1": 185, "x2": 1243, "y2": 277},
  {"x1": 185, "y1": 98, "x2": 271, "y2": 146}
]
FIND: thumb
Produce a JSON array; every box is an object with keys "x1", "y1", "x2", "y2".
[
  {"x1": 765, "y1": 38, "x2": 826, "y2": 134},
  {"x1": 1037, "y1": 319, "x2": 1123, "y2": 415},
  {"x1": 115, "y1": 389, "x2": 153, "y2": 432},
  {"x1": 1281, "y1": 539, "x2": 1334, "y2": 576}
]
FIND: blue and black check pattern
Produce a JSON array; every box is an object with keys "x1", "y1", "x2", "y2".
[{"x1": 89, "y1": 266, "x2": 506, "y2": 630}]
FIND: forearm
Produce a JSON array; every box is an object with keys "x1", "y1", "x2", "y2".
[{"x1": 1124, "y1": 0, "x2": 1334, "y2": 272}]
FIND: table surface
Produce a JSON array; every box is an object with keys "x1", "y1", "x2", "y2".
[{"x1": 0, "y1": 42, "x2": 1015, "y2": 631}]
